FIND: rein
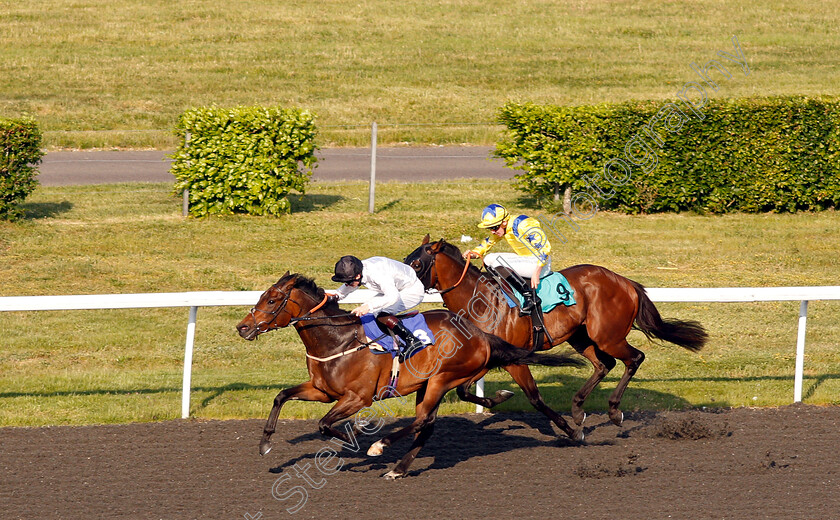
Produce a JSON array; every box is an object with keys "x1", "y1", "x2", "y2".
[
  {"x1": 428, "y1": 250, "x2": 472, "y2": 295},
  {"x1": 251, "y1": 282, "x2": 381, "y2": 362},
  {"x1": 251, "y1": 290, "x2": 352, "y2": 332},
  {"x1": 287, "y1": 294, "x2": 355, "y2": 325}
]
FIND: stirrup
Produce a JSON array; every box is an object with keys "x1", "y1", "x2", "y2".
[
  {"x1": 519, "y1": 295, "x2": 536, "y2": 317},
  {"x1": 398, "y1": 337, "x2": 423, "y2": 363}
]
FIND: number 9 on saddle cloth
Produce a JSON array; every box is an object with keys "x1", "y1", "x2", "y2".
[{"x1": 494, "y1": 270, "x2": 577, "y2": 312}]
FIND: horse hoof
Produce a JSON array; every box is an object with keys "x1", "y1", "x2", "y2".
[
  {"x1": 259, "y1": 443, "x2": 272, "y2": 457},
  {"x1": 610, "y1": 411, "x2": 624, "y2": 426},
  {"x1": 383, "y1": 470, "x2": 403, "y2": 480},
  {"x1": 367, "y1": 440, "x2": 385, "y2": 457},
  {"x1": 497, "y1": 390, "x2": 515, "y2": 400},
  {"x1": 573, "y1": 429, "x2": 585, "y2": 443}
]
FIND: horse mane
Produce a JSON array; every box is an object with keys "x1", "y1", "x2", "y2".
[
  {"x1": 292, "y1": 274, "x2": 324, "y2": 298},
  {"x1": 275, "y1": 273, "x2": 341, "y2": 311},
  {"x1": 435, "y1": 239, "x2": 484, "y2": 277},
  {"x1": 436, "y1": 239, "x2": 462, "y2": 258}
]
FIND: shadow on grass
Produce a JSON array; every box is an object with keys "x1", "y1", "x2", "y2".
[
  {"x1": 0, "y1": 381, "x2": 285, "y2": 400},
  {"x1": 375, "y1": 198, "x2": 402, "y2": 212},
  {"x1": 478, "y1": 374, "x2": 695, "y2": 419},
  {"x1": 22, "y1": 200, "x2": 73, "y2": 219},
  {"x1": 5, "y1": 373, "x2": 838, "y2": 414},
  {"x1": 289, "y1": 194, "x2": 343, "y2": 213},
  {"x1": 513, "y1": 193, "x2": 542, "y2": 211}
]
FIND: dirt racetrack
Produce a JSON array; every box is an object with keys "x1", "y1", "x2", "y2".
[{"x1": 3, "y1": 404, "x2": 839, "y2": 520}]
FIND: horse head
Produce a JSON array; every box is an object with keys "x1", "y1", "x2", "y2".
[
  {"x1": 404, "y1": 234, "x2": 468, "y2": 292},
  {"x1": 404, "y1": 234, "x2": 440, "y2": 290},
  {"x1": 236, "y1": 271, "x2": 326, "y2": 340}
]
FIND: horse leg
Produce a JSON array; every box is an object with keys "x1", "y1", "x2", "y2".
[
  {"x1": 383, "y1": 400, "x2": 442, "y2": 480},
  {"x1": 503, "y1": 364, "x2": 583, "y2": 441},
  {"x1": 569, "y1": 344, "x2": 616, "y2": 427},
  {"x1": 261, "y1": 381, "x2": 332, "y2": 456},
  {"x1": 367, "y1": 386, "x2": 426, "y2": 457},
  {"x1": 316, "y1": 391, "x2": 370, "y2": 442},
  {"x1": 369, "y1": 384, "x2": 447, "y2": 479},
  {"x1": 603, "y1": 341, "x2": 645, "y2": 426},
  {"x1": 456, "y1": 378, "x2": 515, "y2": 409}
]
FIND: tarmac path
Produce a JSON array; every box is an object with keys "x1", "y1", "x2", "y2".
[{"x1": 37, "y1": 146, "x2": 514, "y2": 185}]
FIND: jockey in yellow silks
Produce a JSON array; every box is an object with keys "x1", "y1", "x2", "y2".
[{"x1": 463, "y1": 203, "x2": 551, "y2": 316}]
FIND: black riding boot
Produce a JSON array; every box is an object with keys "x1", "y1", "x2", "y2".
[
  {"x1": 504, "y1": 274, "x2": 537, "y2": 317},
  {"x1": 391, "y1": 321, "x2": 425, "y2": 363}
]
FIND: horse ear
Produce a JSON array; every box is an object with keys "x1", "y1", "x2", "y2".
[
  {"x1": 422, "y1": 234, "x2": 430, "y2": 245},
  {"x1": 283, "y1": 270, "x2": 290, "y2": 278}
]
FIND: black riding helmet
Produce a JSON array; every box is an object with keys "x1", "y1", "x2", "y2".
[{"x1": 331, "y1": 255, "x2": 363, "y2": 283}]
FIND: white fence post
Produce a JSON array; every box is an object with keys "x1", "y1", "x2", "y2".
[
  {"x1": 368, "y1": 121, "x2": 377, "y2": 213},
  {"x1": 794, "y1": 300, "x2": 809, "y2": 403},
  {"x1": 181, "y1": 306, "x2": 198, "y2": 418},
  {"x1": 475, "y1": 377, "x2": 485, "y2": 413}
]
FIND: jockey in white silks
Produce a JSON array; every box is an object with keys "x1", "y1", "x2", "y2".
[{"x1": 329, "y1": 255, "x2": 426, "y2": 357}]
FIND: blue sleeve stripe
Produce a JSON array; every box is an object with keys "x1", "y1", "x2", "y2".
[{"x1": 511, "y1": 215, "x2": 528, "y2": 238}]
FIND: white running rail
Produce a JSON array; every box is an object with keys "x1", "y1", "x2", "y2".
[{"x1": 1, "y1": 286, "x2": 838, "y2": 417}]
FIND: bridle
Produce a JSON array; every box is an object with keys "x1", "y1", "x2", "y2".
[
  {"x1": 249, "y1": 281, "x2": 356, "y2": 333},
  {"x1": 414, "y1": 243, "x2": 471, "y2": 295},
  {"x1": 247, "y1": 285, "x2": 297, "y2": 333},
  {"x1": 246, "y1": 279, "x2": 382, "y2": 362}
]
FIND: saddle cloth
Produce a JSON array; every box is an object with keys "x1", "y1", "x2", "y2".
[
  {"x1": 503, "y1": 271, "x2": 577, "y2": 312},
  {"x1": 360, "y1": 313, "x2": 434, "y2": 359}
]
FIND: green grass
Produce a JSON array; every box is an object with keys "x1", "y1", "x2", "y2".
[
  {"x1": 1, "y1": 181, "x2": 839, "y2": 426},
  {"x1": 1, "y1": 0, "x2": 838, "y2": 149}
]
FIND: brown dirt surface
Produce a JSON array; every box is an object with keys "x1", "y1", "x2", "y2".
[{"x1": 2, "y1": 404, "x2": 839, "y2": 520}]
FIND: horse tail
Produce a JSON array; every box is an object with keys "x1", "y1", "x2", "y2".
[
  {"x1": 486, "y1": 333, "x2": 585, "y2": 370},
  {"x1": 631, "y1": 280, "x2": 708, "y2": 352}
]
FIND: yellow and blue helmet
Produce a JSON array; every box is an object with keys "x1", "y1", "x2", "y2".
[{"x1": 477, "y1": 204, "x2": 509, "y2": 229}]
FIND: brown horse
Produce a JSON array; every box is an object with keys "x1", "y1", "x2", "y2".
[
  {"x1": 236, "y1": 272, "x2": 583, "y2": 479},
  {"x1": 404, "y1": 236, "x2": 708, "y2": 438}
]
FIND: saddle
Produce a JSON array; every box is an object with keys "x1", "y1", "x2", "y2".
[
  {"x1": 360, "y1": 312, "x2": 435, "y2": 396},
  {"x1": 484, "y1": 267, "x2": 553, "y2": 351}
]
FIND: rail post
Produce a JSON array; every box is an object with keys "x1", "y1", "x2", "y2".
[
  {"x1": 794, "y1": 300, "x2": 808, "y2": 402},
  {"x1": 181, "y1": 305, "x2": 198, "y2": 418},
  {"x1": 368, "y1": 122, "x2": 377, "y2": 213}
]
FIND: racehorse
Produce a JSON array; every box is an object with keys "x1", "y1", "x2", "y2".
[
  {"x1": 236, "y1": 272, "x2": 583, "y2": 479},
  {"x1": 404, "y1": 236, "x2": 708, "y2": 438}
]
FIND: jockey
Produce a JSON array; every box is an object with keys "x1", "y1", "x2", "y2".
[
  {"x1": 463, "y1": 203, "x2": 551, "y2": 316},
  {"x1": 329, "y1": 255, "x2": 426, "y2": 358}
]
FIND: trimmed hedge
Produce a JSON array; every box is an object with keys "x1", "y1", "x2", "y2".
[
  {"x1": 171, "y1": 106, "x2": 318, "y2": 217},
  {"x1": 495, "y1": 97, "x2": 840, "y2": 213},
  {"x1": 0, "y1": 117, "x2": 43, "y2": 221}
]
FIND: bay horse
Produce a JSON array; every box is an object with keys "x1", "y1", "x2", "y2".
[
  {"x1": 404, "y1": 236, "x2": 708, "y2": 438},
  {"x1": 236, "y1": 272, "x2": 583, "y2": 479}
]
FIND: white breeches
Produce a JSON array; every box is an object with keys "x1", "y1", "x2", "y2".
[
  {"x1": 377, "y1": 278, "x2": 426, "y2": 315},
  {"x1": 484, "y1": 252, "x2": 552, "y2": 279}
]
